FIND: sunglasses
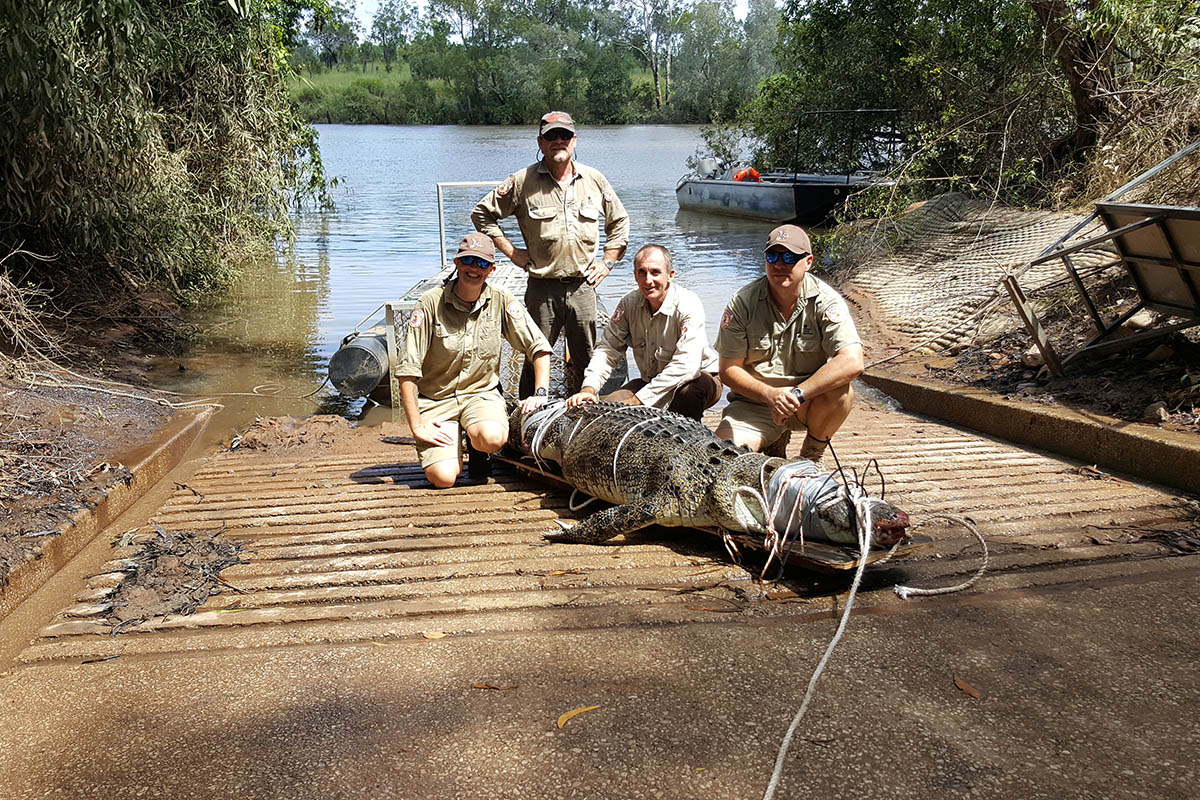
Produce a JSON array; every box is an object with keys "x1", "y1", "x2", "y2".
[
  {"x1": 765, "y1": 250, "x2": 808, "y2": 264},
  {"x1": 541, "y1": 129, "x2": 574, "y2": 141},
  {"x1": 458, "y1": 255, "x2": 493, "y2": 269}
]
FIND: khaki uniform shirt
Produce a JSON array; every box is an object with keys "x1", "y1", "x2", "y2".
[
  {"x1": 395, "y1": 279, "x2": 551, "y2": 400},
  {"x1": 471, "y1": 161, "x2": 630, "y2": 279},
  {"x1": 582, "y1": 283, "x2": 718, "y2": 408},
  {"x1": 714, "y1": 274, "x2": 860, "y2": 400}
]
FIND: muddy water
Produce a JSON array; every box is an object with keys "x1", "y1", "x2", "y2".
[{"x1": 148, "y1": 124, "x2": 778, "y2": 436}]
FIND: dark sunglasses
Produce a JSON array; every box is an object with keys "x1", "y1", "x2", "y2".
[
  {"x1": 458, "y1": 255, "x2": 493, "y2": 269},
  {"x1": 541, "y1": 129, "x2": 574, "y2": 141},
  {"x1": 765, "y1": 250, "x2": 807, "y2": 264}
]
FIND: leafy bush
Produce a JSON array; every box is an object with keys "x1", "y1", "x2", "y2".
[{"x1": 0, "y1": 0, "x2": 326, "y2": 309}]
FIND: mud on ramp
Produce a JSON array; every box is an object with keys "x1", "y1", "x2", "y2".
[{"x1": 17, "y1": 405, "x2": 1197, "y2": 665}]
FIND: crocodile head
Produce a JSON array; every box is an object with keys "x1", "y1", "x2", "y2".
[
  {"x1": 726, "y1": 457, "x2": 910, "y2": 549},
  {"x1": 814, "y1": 491, "x2": 910, "y2": 548}
]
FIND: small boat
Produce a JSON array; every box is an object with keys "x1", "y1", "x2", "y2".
[{"x1": 675, "y1": 159, "x2": 878, "y2": 224}]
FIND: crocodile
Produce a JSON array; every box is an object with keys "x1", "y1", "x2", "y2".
[{"x1": 509, "y1": 401, "x2": 909, "y2": 548}]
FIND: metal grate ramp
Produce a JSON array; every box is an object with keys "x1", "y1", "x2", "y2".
[{"x1": 18, "y1": 404, "x2": 1194, "y2": 664}]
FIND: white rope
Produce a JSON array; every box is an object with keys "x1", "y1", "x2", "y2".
[
  {"x1": 568, "y1": 488, "x2": 599, "y2": 512},
  {"x1": 762, "y1": 487, "x2": 873, "y2": 800},
  {"x1": 610, "y1": 418, "x2": 659, "y2": 482},
  {"x1": 893, "y1": 515, "x2": 989, "y2": 599}
]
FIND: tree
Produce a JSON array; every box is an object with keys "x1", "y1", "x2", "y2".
[
  {"x1": 371, "y1": 0, "x2": 417, "y2": 72},
  {"x1": 307, "y1": 0, "x2": 358, "y2": 69}
]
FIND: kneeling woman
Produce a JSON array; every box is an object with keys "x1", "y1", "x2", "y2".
[{"x1": 396, "y1": 233, "x2": 552, "y2": 488}]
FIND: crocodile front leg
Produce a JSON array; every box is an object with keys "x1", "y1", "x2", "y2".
[{"x1": 543, "y1": 496, "x2": 667, "y2": 544}]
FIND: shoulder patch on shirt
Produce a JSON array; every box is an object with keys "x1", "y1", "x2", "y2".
[
  {"x1": 602, "y1": 181, "x2": 615, "y2": 204},
  {"x1": 409, "y1": 308, "x2": 425, "y2": 328},
  {"x1": 612, "y1": 304, "x2": 625, "y2": 322},
  {"x1": 720, "y1": 307, "x2": 734, "y2": 329},
  {"x1": 496, "y1": 176, "x2": 514, "y2": 197},
  {"x1": 506, "y1": 300, "x2": 523, "y2": 317},
  {"x1": 825, "y1": 303, "x2": 847, "y2": 324}
]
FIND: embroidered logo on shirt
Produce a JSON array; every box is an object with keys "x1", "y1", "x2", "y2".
[
  {"x1": 825, "y1": 303, "x2": 846, "y2": 324},
  {"x1": 496, "y1": 176, "x2": 514, "y2": 197},
  {"x1": 409, "y1": 308, "x2": 426, "y2": 328},
  {"x1": 720, "y1": 307, "x2": 734, "y2": 329},
  {"x1": 612, "y1": 305, "x2": 625, "y2": 322},
  {"x1": 602, "y1": 181, "x2": 615, "y2": 205},
  {"x1": 506, "y1": 300, "x2": 523, "y2": 317}
]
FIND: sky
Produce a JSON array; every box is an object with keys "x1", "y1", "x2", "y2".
[{"x1": 352, "y1": 0, "x2": 753, "y2": 32}]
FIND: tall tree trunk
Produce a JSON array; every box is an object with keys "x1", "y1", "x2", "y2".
[
  {"x1": 664, "y1": 48, "x2": 671, "y2": 106},
  {"x1": 1031, "y1": 0, "x2": 1117, "y2": 163}
]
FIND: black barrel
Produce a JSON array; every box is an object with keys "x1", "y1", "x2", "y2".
[{"x1": 329, "y1": 328, "x2": 390, "y2": 398}]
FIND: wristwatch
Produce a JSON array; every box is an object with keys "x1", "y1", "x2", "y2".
[
  {"x1": 791, "y1": 386, "x2": 806, "y2": 404},
  {"x1": 602, "y1": 258, "x2": 614, "y2": 270},
  {"x1": 534, "y1": 387, "x2": 548, "y2": 397}
]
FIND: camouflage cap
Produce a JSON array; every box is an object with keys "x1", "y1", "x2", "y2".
[
  {"x1": 455, "y1": 232, "x2": 495, "y2": 263},
  {"x1": 538, "y1": 110, "x2": 576, "y2": 136},
  {"x1": 764, "y1": 224, "x2": 812, "y2": 256}
]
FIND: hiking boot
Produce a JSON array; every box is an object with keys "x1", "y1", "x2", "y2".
[
  {"x1": 466, "y1": 440, "x2": 492, "y2": 479},
  {"x1": 762, "y1": 430, "x2": 792, "y2": 458}
]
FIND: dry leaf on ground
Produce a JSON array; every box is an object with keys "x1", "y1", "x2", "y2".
[
  {"x1": 422, "y1": 631, "x2": 448, "y2": 639},
  {"x1": 557, "y1": 704, "x2": 601, "y2": 728},
  {"x1": 954, "y1": 677, "x2": 982, "y2": 699}
]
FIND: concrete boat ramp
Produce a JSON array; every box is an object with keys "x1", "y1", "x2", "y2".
[{"x1": 1, "y1": 382, "x2": 1197, "y2": 798}]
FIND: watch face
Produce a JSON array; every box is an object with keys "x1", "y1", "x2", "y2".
[{"x1": 534, "y1": 388, "x2": 547, "y2": 397}]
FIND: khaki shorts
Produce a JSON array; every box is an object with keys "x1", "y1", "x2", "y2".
[
  {"x1": 413, "y1": 390, "x2": 508, "y2": 468},
  {"x1": 718, "y1": 397, "x2": 806, "y2": 447}
]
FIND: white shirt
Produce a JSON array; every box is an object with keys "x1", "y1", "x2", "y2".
[{"x1": 583, "y1": 283, "x2": 719, "y2": 408}]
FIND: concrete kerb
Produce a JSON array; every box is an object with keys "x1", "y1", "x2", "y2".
[
  {"x1": 862, "y1": 371, "x2": 1200, "y2": 496},
  {"x1": 0, "y1": 408, "x2": 213, "y2": 621}
]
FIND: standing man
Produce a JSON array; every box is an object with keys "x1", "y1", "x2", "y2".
[
  {"x1": 714, "y1": 225, "x2": 864, "y2": 464},
  {"x1": 567, "y1": 244, "x2": 721, "y2": 420},
  {"x1": 395, "y1": 233, "x2": 552, "y2": 488},
  {"x1": 471, "y1": 111, "x2": 629, "y2": 396}
]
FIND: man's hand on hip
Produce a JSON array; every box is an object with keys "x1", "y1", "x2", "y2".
[
  {"x1": 584, "y1": 258, "x2": 610, "y2": 286},
  {"x1": 509, "y1": 247, "x2": 532, "y2": 269}
]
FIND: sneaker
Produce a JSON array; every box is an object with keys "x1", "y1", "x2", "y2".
[{"x1": 466, "y1": 442, "x2": 492, "y2": 479}]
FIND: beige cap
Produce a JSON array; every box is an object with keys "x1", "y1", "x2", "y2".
[
  {"x1": 539, "y1": 110, "x2": 576, "y2": 136},
  {"x1": 764, "y1": 224, "x2": 812, "y2": 256},
  {"x1": 455, "y1": 232, "x2": 495, "y2": 263}
]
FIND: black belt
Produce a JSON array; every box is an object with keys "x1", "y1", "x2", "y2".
[{"x1": 530, "y1": 275, "x2": 586, "y2": 284}]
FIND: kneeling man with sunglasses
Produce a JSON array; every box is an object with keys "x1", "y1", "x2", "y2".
[
  {"x1": 396, "y1": 233, "x2": 553, "y2": 488},
  {"x1": 713, "y1": 224, "x2": 864, "y2": 465}
]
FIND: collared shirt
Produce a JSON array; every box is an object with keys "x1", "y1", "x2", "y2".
[
  {"x1": 714, "y1": 274, "x2": 861, "y2": 399},
  {"x1": 395, "y1": 278, "x2": 551, "y2": 399},
  {"x1": 471, "y1": 160, "x2": 630, "y2": 279},
  {"x1": 582, "y1": 282, "x2": 719, "y2": 408}
]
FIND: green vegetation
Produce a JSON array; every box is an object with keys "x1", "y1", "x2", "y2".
[
  {"x1": 742, "y1": 0, "x2": 1200, "y2": 210},
  {"x1": 287, "y1": 0, "x2": 781, "y2": 125},
  {"x1": 0, "y1": 0, "x2": 328, "y2": 357}
]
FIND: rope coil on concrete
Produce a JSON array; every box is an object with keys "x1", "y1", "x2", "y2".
[{"x1": 893, "y1": 514, "x2": 990, "y2": 599}]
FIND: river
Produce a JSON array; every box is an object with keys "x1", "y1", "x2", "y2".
[{"x1": 150, "y1": 124, "x2": 781, "y2": 429}]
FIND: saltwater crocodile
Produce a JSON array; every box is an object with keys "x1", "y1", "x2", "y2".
[{"x1": 508, "y1": 401, "x2": 909, "y2": 548}]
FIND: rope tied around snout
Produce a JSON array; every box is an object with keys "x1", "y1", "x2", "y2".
[{"x1": 732, "y1": 459, "x2": 850, "y2": 581}]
